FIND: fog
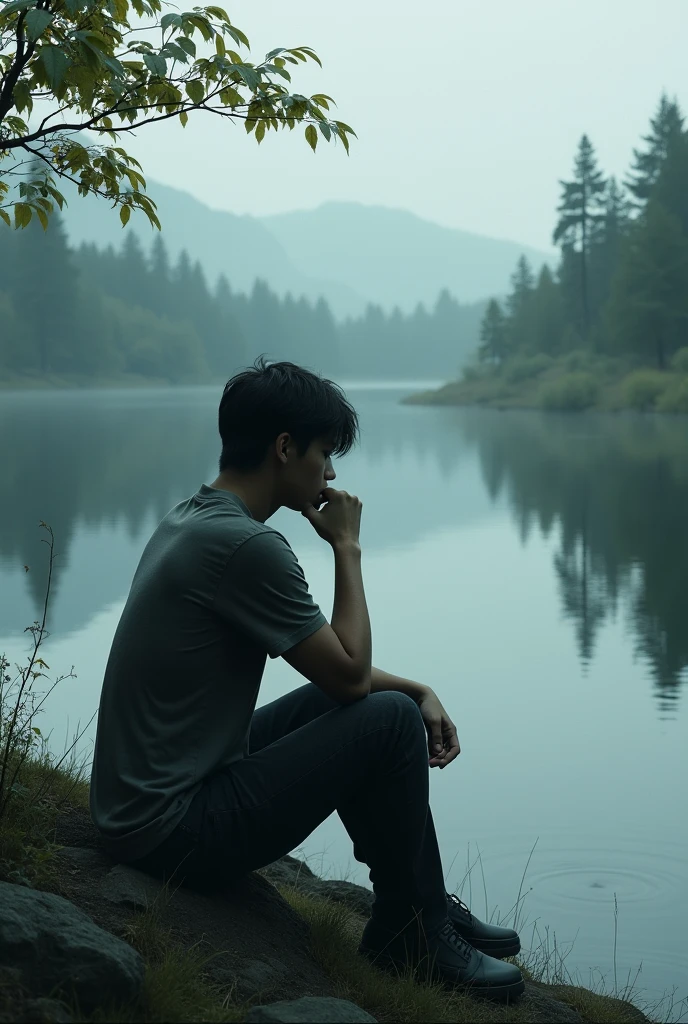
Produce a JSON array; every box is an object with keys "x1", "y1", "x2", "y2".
[{"x1": 95, "y1": 0, "x2": 688, "y2": 248}]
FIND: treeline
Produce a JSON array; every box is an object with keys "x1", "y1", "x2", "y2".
[
  {"x1": 0, "y1": 222, "x2": 484, "y2": 382},
  {"x1": 478, "y1": 93, "x2": 688, "y2": 371}
]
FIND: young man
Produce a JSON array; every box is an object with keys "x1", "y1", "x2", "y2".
[{"x1": 90, "y1": 358, "x2": 524, "y2": 1002}]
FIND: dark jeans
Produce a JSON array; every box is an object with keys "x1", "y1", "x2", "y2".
[{"x1": 127, "y1": 683, "x2": 449, "y2": 937}]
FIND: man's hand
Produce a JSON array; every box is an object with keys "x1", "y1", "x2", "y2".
[{"x1": 417, "y1": 690, "x2": 461, "y2": 769}]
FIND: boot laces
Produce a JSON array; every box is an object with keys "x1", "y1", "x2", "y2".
[
  {"x1": 438, "y1": 920, "x2": 473, "y2": 963},
  {"x1": 446, "y1": 891, "x2": 474, "y2": 923}
]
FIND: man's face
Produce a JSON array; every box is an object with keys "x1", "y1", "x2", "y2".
[{"x1": 281, "y1": 433, "x2": 337, "y2": 511}]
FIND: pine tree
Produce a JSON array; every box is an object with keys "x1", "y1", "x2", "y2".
[
  {"x1": 530, "y1": 265, "x2": 565, "y2": 354},
  {"x1": 505, "y1": 255, "x2": 536, "y2": 351},
  {"x1": 588, "y1": 177, "x2": 632, "y2": 327},
  {"x1": 605, "y1": 200, "x2": 688, "y2": 368},
  {"x1": 625, "y1": 94, "x2": 685, "y2": 206},
  {"x1": 149, "y1": 236, "x2": 171, "y2": 316},
  {"x1": 652, "y1": 128, "x2": 688, "y2": 237},
  {"x1": 118, "y1": 232, "x2": 149, "y2": 308},
  {"x1": 478, "y1": 299, "x2": 508, "y2": 365},
  {"x1": 12, "y1": 212, "x2": 78, "y2": 373},
  {"x1": 553, "y1": 135, "x2": 607, "y2": 334}
]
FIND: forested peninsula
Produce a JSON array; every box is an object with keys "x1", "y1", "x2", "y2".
[{"x1": 406, "y1": 94, "x2": 688, "y2": 414}]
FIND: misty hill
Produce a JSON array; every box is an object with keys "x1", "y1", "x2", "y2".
[
  {"x1": 61, "y1": 179, "x2": 552, "y2": 319},
  {"x1": 261, "y1": 203, "x2": 554, "y2": 315},
  {"x1": 60, "y1": 178, "x2": 364, "y2": 320}
]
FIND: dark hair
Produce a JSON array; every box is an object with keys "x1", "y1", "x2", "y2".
[{"x1": 218, "y1": 356, "x2": 359, "y2": 472}]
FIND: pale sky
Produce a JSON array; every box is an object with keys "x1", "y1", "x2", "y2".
[{"x1": 114, "y1": 0, "x2": 687, "y2": 251}]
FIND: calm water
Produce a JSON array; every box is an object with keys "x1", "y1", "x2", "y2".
[{"x1": 1, "y1": 385, "x2": 687, "y2": 1009}]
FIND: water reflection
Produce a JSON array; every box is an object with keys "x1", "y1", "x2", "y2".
[
  {"x1": 453, "y1": 408, "x2": 688, "y2": 716},
  {"x1": 0, "y1": 385, "x2": 488, "y2": 638},
  {"x1": 2, "y1": 389, "x2": 687, "y2": 717}
]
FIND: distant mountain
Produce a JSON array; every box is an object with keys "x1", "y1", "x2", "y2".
[
  {"x1": 60, "y1": 179, "x2": 364, "y2": 319},
  {"x1": 261, "y1": 203, "x2": 555, "y2": 314},
  {"x1": 60, "y1": 180, "x2": 553, "y2": 319}
]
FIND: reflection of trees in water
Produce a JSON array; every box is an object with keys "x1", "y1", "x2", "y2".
[
  {"x1": 0, "y1": 388, "x2": 476, "y2": 636},
  {"x1": 456, "y1": 408, "x2": 688, "y2": 715},
  {"x1": 0, "y1": 392, "x2": 215, "y2": 628},
  {"x1": 9, "y1": 388, "x2": 685, "y2": 715}
]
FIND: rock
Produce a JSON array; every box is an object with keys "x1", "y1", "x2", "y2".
[
  {"x1": 258, "y1": 857, "x2": 374, "y2": 918},
  {"x1": 55, "y1": 848, "x2": 106, "y2": 872},
  {"x1": 228, "y1": 956, "x2": 293, "y2": 1005},
  {"x1": 99, "y1": 863, "x2": 168, "y2": 911},
  {"x1": 521, "y1": 982, "x2": 584, "y2": 1022},
  {"x1": 244, "y1": 996, "x2": 378, "y2": 1022},
  {"x1": 0, "y1": 880, "x2": 144, "y2": 1014},
  {"x1": 46, "y1": 827, "x2": 337, "y2": 1006},
  {"x1": 259, "y1": 854, "x2": 319, "y2": 885},
  {"x1": 18, "y1": 997, "x2": 74, "y2": 1023},
  {"x1": 313, "y1": 879, "x2": 374, "y2": 918}
]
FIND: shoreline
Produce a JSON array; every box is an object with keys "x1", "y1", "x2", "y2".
[{"x1": 401, "y1": 360, "x2": 688, "y2": 416}]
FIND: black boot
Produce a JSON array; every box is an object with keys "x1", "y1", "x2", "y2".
[
  {"x1": 446, "y1": 892, "x2": 521, "y2": 959},
  {"x1": 358, "y1": 916, "x2": 524, "y2": 1003}
]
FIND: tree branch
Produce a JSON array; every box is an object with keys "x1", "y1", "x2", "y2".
[{"x1": 0, "y1": 13, "x2": 32, "y2": 122}]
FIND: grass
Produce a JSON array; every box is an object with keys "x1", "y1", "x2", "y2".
[{"x1": 1, "y1": 525, "x2": 686, "y2": 1024}]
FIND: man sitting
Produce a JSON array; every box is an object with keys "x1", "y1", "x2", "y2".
[{"x1": 90, "y1": 357, "x2": 524, "y2": 1002}]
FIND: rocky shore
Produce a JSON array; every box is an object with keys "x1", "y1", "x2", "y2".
[{"x1": 0, "y1": 804, "x2": 652, "y2": 1023}]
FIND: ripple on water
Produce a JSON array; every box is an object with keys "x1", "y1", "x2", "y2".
[
  {"x1": 467, "y1": 828, "x2": 687, "y2": 914},
  {"x1": 468, "y1": 830, "x2": 688, "y2": 995},
  {"x1": 526, "y1": 845, "x2": 684, "y2": 907}
]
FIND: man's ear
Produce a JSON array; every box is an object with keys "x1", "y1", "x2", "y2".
[{"x1": 276, "y1": 432, "x2": 291, "y2": 463}]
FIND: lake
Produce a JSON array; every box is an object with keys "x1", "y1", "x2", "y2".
[{"x1": 1, "y1": 384, "x2": 686, "y2": 1012}]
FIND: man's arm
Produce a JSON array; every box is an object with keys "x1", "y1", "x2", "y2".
[{"x1": 370, "y1": 666, "x2": 431, "y2": 702}]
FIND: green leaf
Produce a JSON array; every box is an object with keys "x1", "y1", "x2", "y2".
[
  {"x1": 12, "y1": 79, "x2": 32, "y2": 114},
  {"x1": 255, "y1": 119, "x2": 266, "y2": 143},
  {"x1": 14, "y1": 203, "x2": 32, "y2": 229},
  {"x1": 161, "y1": 41, "x2": 190, "y2": 62},
  {"x1": 336, "y1": 125, "x2": 350, "y2": 154},
  {"x1": 219, "y1": 86, "x2": 241, "y2": 106},
  {"x1": 318, "y1": 121, "x2": 331, "y2": 142},
  {"x1": 24, "y1": 9, "x2": 53, "y2": 39},
  {"x1": 176, "y1": 36, "x2": 196, "y2": 56},
  {"x1": 235, "y1": 64, "x2": 260, "y2": 90},
  {"x1": 160, "y1": 12, "x2": 182, "y2": 31},
  {"x1": 1, "y1": 0, "x2": 36, "y2": 14},
  {"x1": 185, "y1": 79, "x2": 205, "y2": 104},
  {"x1": 297, "y1": 45, "x2": 322, "y2": 67},
  {"x1": 120, "y1": 204, "x2": 131, "y2": 227},
  {"x1": 0, "y1": 209, "x2": 11, "y2": 228},
  {"x1": 35, "y1": 206, "x2": 49, "y2": 231},
  {"x1": 38, "y1": 46, "x2": 69, "y2": 91},
  {"x1": 179, "y1": 109, "x2": 188, "y2": 126},
  {"x1": 305, "y1": 123, "x2": 317, "y2": 153},
  {"x1": 143, "y1": 52, "x2": 167, "y2": 77},
  {"x1": 100, "y1": 53, "x2": 126, "y2": 78},
  {"x1": 226, "y1": 25, "x2": 249, "y2": 48}
]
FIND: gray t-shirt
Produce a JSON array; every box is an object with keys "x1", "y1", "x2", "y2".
[{"x1": 89, "y1": 484, "x2": 326, "y2": 862}]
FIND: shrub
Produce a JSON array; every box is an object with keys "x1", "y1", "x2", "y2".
[
  {"x1": 539, "y1": 372, "x2": 600, "y2": 411},
  {"x1": 620, "y1": 370, "x2": 670, "y2": 411},
  {"x1": 657, "y1": 377, "x2": 688, "y2": 413},
  {"x1": 503, "y1": 354, "x2": 553, "y2": 384},
  {"x1": 670, "y1": 347, "x2": 688, "y2": 374},
  {"x1": 561, "y1": 349, "x2": 592, "y2": 374},
  {"x1": 461, "y1": 361, "x2": 488, "y2": 383}
]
